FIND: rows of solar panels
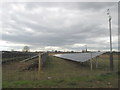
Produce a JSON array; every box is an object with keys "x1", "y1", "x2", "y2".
[{"x1": 53, "y1": 52, "x2": 104, "y2": 62}]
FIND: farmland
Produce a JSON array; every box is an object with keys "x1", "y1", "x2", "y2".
[{"x1": 2, "y1": 52, "x2": 119, "y2": 88}]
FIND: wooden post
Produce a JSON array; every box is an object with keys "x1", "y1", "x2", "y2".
[
  {"x1": 38, "y1": 52, "x2": 42, "y2": 79},
  {"x1": 90, "y1": 52, "x2": 93, "y2": 71},
  {"x1": 38, "y1": 53, "x2": 41, "y2": 72}
]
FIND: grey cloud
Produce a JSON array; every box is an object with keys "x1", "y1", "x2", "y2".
[
  {"x1": 1, "y1": 2, "x2": 118, "y2": 51},
  {"x1": 23, "y1": 2, "x2": 117, "y2": 11}
]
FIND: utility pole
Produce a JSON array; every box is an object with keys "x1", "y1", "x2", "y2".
[{"x1": 107, "y1": 9, "x2": 114, "y2": 71}]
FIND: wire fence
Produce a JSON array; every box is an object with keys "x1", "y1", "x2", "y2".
[
  {"x1": 2, "y1": 51, "x2": 37, "y2": 64},
  {"x1": 40, "y1": 52, "x2": 48, "y2": 68},
  {"x1": 21, "y1": 52, "x2": 48, "y2": 71},
  {"x1": 2, "y1": 51, "x2": 48, "y2": 71}
]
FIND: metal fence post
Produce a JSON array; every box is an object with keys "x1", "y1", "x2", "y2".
[
  {"x1": 96, "y1": 57, "x2": 98, "y2": 69},
  {"x1": 90, "y1": 52, "x2": 93, "y2": 71}
]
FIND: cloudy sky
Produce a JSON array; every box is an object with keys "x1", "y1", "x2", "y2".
[{"x1": 0, "y1": 2, "x2": 118, "y2": 51}]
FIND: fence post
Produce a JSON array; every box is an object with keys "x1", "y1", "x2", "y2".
[
  {"x1": 96, "y1": 57, "x2": 98, "y2": 69},
  {"x1": 38, "y1": 52, "x2": 42, "y2": 72},
  {"x1": 90, "y1": 52, "x2": 93, "y2": 71}
]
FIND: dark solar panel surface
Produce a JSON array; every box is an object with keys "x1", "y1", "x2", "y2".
[{"x1": 54, "y1": 52, "x2": 104, "y2": 62}]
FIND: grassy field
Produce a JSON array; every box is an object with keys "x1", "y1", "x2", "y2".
[{"x1": 2, "y1": 54, "x2": 119, "y2": 88}]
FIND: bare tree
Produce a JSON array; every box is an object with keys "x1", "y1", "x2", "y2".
[{"x1": 22, "y1": 46, "x2": 30, "y2": 52}]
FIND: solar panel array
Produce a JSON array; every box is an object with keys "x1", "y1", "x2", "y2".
[{"x1": 54, "y1": 52, "x2": 104, "y2": 62}]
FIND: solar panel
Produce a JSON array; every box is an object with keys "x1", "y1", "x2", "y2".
[{"x1": 53, "y1": 52, "x2": 104, "y2": 62}]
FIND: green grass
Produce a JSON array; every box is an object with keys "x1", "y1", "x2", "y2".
[
  {"x1": 2, "y1": 54, "x2": 119, "y2": 88},
  {"x1": 3, "y1": 73, "x2": 118, "y2": 88}
]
